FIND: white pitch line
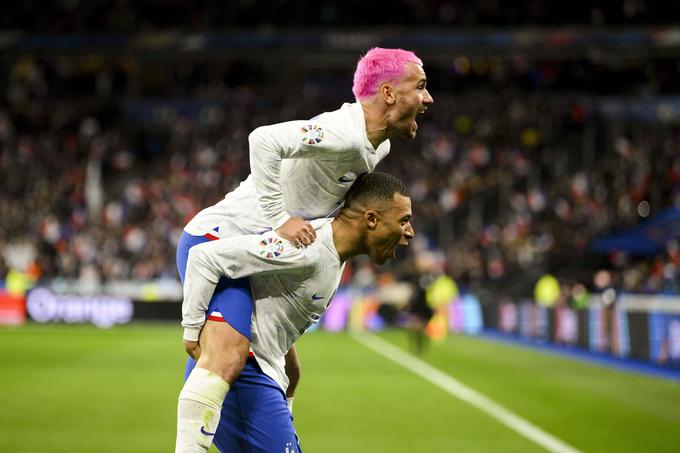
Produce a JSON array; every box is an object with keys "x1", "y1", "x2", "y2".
[{"x1": 352, "y1": 333, "x2": 582, "y2": 453}]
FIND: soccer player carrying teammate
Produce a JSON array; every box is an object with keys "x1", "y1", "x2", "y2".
[
  {"x1": 177, "y1": 172, "x2": 414, "y2": 452},
  {"x1": 175, "y1": 47, "x2": 432, "y2": 451}
]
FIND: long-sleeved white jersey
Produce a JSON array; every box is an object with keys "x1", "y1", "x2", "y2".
[
  {"x1": 182, "y1": 219, "x2": 344, "y2": 391},
  {"x1": 183, "y1": 102, "x2": 390, "y2": 237}
]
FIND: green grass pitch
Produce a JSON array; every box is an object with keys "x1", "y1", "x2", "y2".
[{"x1": 0, "y1": 323, "x2": 679, "y2": 452}]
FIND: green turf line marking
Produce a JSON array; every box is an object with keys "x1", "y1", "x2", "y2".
[{"x1": 352, "y1": 333, "x2": 582, "y2": 453}]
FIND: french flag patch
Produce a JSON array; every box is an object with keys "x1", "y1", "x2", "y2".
[{"x1": 208, "y1": 311, "x2": 225, "y2": 322}]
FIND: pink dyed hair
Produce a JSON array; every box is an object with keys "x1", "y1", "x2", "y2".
[{"x1": 352, "y1": 47, "x2": 423, "y2": 101}]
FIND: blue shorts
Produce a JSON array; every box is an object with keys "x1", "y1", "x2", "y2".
[
  {"x1": 176, "y1": 230, "x2": 253, "y2": 340},
  {"x1": 185, "y1": 357, "x2": 302, "y2": 453}
]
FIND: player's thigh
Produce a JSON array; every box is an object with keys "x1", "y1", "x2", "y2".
[
  {"x1": 196, "y1": 320, "x2": 250, "y2": 372},
  {"x1": 178, "y1": 230, "x2": 255, "y2": 340},
  {"x1": 208, "y1": 279, "x2": 254, "y2": 341}
]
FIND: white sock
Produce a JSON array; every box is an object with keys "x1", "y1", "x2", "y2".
[{"x1": 175, "y1": 367, "x2": 229, "y2": 453}]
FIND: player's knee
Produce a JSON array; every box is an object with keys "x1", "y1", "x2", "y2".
[
  {"x1": 197, "y1": 320, "x2": 251, "y2": 383},
  {"x1": 199, "y1": 346, "x2": 248, "y2": 384},
  {"x1": 214, "y1": 356, "x2": 247, "y2": 384}
]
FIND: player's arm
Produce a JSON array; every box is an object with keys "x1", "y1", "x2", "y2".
[
  {"x1": 284, "y1": 345, "x2": 301, "y2": 412},
  {"x1": 248, "y1": 120, "x2": 338, "y2": 245},
  {"x1": 181, "y1": 232, "x2": 311, "y2": 342}
]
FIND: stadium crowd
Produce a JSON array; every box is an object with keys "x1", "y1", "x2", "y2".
[
  {"x1": 1, "y1": 0, "x2": 676, "y2": 31},
  {"x1": 1, "y1": 52, "x2": 679, "y2": 301}
]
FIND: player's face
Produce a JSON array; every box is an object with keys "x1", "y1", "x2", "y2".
[
  {"x1": 391, "y1": 63, "x2": 433, "y2": 139},
  {"x1": 367, "y1": 194, "x2": 415, "y2": 265}
]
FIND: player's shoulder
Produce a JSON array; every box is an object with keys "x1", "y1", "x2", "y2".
[
  {"x1": 311, "y1": 102, "x2": 355, "y2": 120},
  {"x1": 307, "y1": 103, "x2": 363, "y2": 143}
]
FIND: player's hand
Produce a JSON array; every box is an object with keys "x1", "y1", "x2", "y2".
[
  {"x1": 184, "y1": 339, "x2": 201, "y2": 360},
  {"x1": 276, "y1": 217, "x2": 316, "y2": 248}
]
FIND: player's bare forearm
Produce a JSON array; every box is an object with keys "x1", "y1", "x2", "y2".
[{"x1": 284, "y1": 345, "x2": 301, "y2": 398}]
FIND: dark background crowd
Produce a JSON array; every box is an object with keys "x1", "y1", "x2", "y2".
[
  {"x1": 1, "y1": 1, "x2": 680, "y2": 303},
  {"x1": 3, "y1": 0, "x2": 680, "y2": 30}
]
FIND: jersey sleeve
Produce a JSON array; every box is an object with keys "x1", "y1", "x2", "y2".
[
  {"x1": 181, "y1": 232, "x2": 313, "y2": 341},
  {"x1": 248, "y1": 117, "x2": 355, "y2": 229}
]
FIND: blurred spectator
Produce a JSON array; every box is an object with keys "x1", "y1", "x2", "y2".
[
  {"x1": 0, "y1": 50, "x2": 678, "y2": 302},
  {"x1": 1, "y1": 0, "x2": 678, "y2": 31}
]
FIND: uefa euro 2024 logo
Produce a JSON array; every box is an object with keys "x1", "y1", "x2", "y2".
[
  {"x1": 259, "y1": 237, "x2": 285, "y2": 258},
  {"x1": 301, "y1": 124, "x2": 324, "y2": 145}
]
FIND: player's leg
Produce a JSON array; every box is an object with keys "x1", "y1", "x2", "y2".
[
  {"x1": 193, "y1": 273, "x2": 253, "y2": 378},
  {"x1": 176, "y1": 318, "x2": 251, "y2": 452},
  {"x1": 175, "y1": 230, "x2": 254, "y2": 346},
  {"x1": 212, "y1": 358, "x2": 302, "y2": 453},
  {"x1": 181, "y1": 356, "x2": 247, "y2": 452},
  {"x1": 176, "y1": 359, "x2": 229, "y2": 452},
  {"x1": 175, "y1": 231, "x2": 254, "y2": 452}
]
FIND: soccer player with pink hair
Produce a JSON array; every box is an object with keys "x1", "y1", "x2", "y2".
[{"x1": 176, "y1": 48, "x2": 432, "y2": 452}]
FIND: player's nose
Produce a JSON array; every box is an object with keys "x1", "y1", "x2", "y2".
[
  {"x1": 423, "y1": 90, "x2": 433, "y2": 106},
  {"x1": 402, "y1": 223, "x2": 415, "y2": 243}
]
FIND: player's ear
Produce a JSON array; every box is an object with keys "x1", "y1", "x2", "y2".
[
  {"x1": 364, "y1": 209, "x2": 379, "y2": 230},
  {"x1": 380, "y1": 84, "x2": 395, "y2": 105}
]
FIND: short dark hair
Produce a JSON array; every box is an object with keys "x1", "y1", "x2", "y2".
[{"x1": 344, "y1": 172, "x2": 409, "y2": 209}]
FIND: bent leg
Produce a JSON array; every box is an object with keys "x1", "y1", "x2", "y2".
[
  {"x1": 176, "y1": 231, "x2": 254, "y2": 452},
  {"x1": 196, "y1": 319, "x2": 250, "y2": 384},
  {"x1": 176, "y1": 318, "x2": 251, "y2": 453}
]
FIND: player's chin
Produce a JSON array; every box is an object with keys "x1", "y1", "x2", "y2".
[
  {"x1": 400, "y1": 129, "x2": 417, "y2": 140},
  {"x1": 407, "y1": 121, "x2": 418, "y2": 139},
  {"x1": 398, "y1": 120, "x2": 418, "y2": 139},
  {"x1": 382, "y1": 248, "x2": 398, "y2": 263}
]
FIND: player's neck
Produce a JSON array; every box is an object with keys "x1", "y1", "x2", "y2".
[
  {"x1": 361, "y1": 102, "x2": 391, "y2": 149},
  {"x1": 330, "y1": 217, "x2": 364, "y2": 262}
]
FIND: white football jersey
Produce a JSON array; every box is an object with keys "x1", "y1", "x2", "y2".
[
  {"x1": 181, "y1": 219, "x2": 344, "y2": 391},
  {"x1": 183, "y1": 102, "x2": 390, "y2": 238}
]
